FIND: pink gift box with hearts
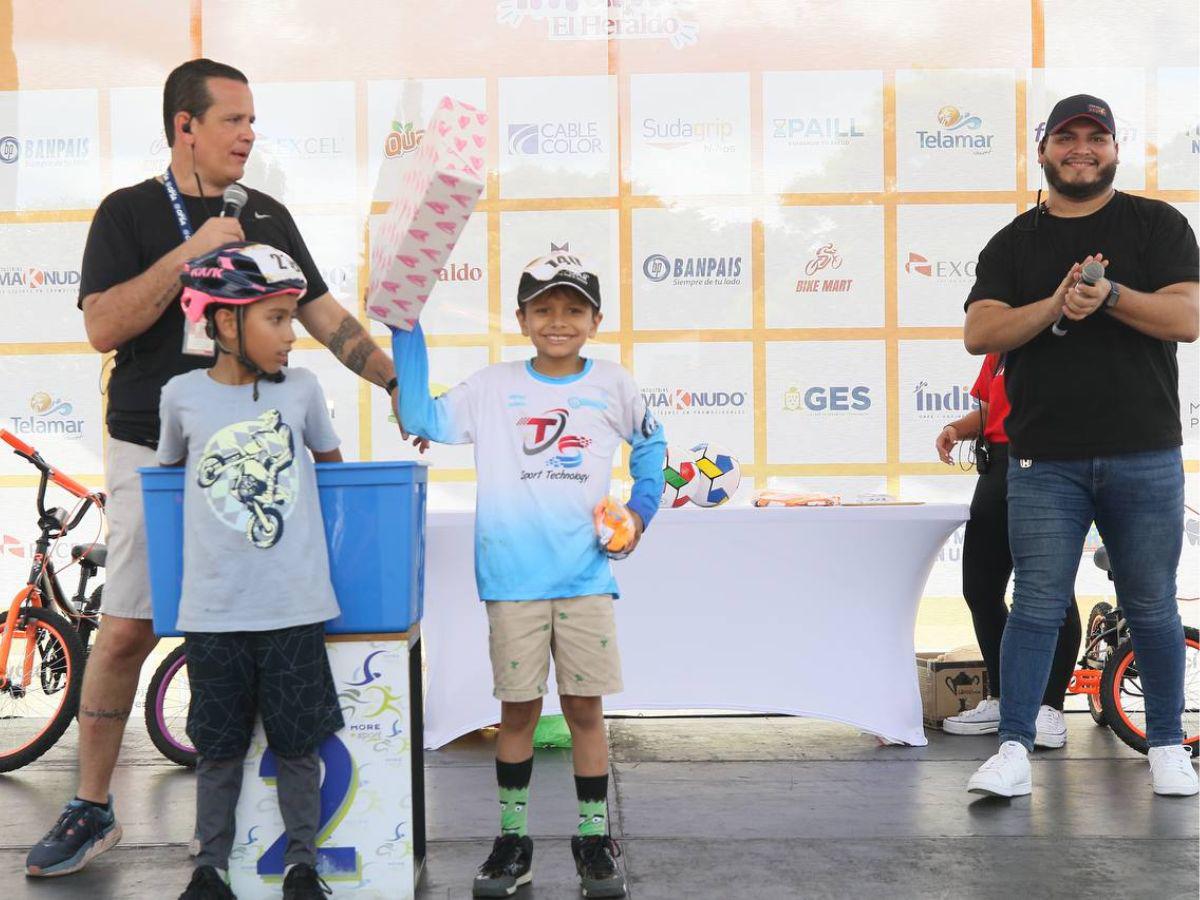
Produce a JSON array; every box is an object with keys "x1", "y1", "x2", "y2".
[{"x1": 366, "y1": 96, "x2": 488, "y2": 331}]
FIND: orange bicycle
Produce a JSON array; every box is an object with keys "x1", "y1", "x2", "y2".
[{"x1": 0, "y1": 429, "x2": 107, "y2": 772}]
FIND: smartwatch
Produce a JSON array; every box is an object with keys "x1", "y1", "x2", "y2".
[{"x1": 1103, "y1": 280, "x2": 1121, "y2": 309}]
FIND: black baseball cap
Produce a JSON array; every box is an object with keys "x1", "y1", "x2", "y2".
[
  {"x1": 517, "y1": 252, "x2": 601, "y2": 310},
  {"x1": 1044, "y1": 94, "x2": 1117, "y2": 139}
]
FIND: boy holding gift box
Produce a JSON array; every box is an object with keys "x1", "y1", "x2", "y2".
[{"x1": 391, "y1": 252, "x2": 665, "y2": 898}]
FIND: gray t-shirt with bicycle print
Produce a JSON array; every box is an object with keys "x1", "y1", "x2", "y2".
[{"x1": 157, "y1": 367, "x2": 340, "y2": 633}]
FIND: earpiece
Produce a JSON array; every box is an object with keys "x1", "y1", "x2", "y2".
[{"x1": 182, "y1": 119, "x2": 192, "y2": 134}]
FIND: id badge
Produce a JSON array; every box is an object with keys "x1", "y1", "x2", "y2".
[{"x1": 182, "y1": 318, "x2": 216, "y2": 357}]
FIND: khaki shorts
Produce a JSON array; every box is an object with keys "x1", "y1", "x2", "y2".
[
  {"x1": 101, "y1": 437, "x2": 158, "y2": 620},
  {"x1": 486, "y1": 595, "x2": 623, "y2": 702}
]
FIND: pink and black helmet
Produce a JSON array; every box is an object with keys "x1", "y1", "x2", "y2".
[{"x1": 180, "y1": 242, "x2": 307, "y2": 323}]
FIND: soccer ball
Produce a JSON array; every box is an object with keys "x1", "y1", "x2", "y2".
[
  {"x1": 660, "y1": 445, "x2": 698, "y2": 508},
  {"x1": 688, "y1": 443, "x2": 740, "y2": 507}
]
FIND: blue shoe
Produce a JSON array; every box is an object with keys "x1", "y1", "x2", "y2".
[{"x1": 25, "y1": 796, "x2": 122, "y2": 877}]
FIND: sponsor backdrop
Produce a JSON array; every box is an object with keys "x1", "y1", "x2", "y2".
[{"x1": 0, "y1": 1, "x2": 1197, "y2": 641}]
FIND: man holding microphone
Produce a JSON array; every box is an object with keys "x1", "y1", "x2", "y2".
[
  {"x1": 961, "y1": 94, "x2": 1199, "y2": 798},
  {"x1": 25, "y1": 58, "x2": 422, "y2": 879}
]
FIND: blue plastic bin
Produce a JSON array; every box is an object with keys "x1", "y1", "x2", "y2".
[{"x1": 138, "y1": 461, "x2": 428, "y2": 637}]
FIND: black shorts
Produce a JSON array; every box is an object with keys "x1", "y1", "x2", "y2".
[{"x1": 184, "y1": 622, "x2": 344, "y2": 760}]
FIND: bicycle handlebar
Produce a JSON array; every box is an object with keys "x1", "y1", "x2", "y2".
[
  {"x1": 0, "y1": 428, "x2": 36, "y2": 457},
  {"x1": 2, "y1": 427, "x2": 104, "y2": 514}
]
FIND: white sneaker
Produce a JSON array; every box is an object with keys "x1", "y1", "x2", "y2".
[
  {"x1": 1034, "y1": 705, "x2": 1067, "y2": 749},
  {"x1": 967, "y1": 741, "x2": 1031, "y2": 797},
  {"x1": 942, "y1": 698, "x2": 1000, "y2": 735},
  {"x1": 1148, "y1": 745, "x2": 1199, "y2": 797}
]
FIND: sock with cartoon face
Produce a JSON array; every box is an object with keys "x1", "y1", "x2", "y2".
[
  {"x1": 497, "y1": 757, "x2": 533, "y2": 837},
  {"x1": 575, "y1": 773, "x2": 608, "y2": 838}
]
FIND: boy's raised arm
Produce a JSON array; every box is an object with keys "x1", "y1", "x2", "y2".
[{"x1": 391, "y1": 322, "x2": 476, "y2": 445}]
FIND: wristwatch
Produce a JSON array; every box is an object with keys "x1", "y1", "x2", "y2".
[
  {"x1": 384, "y1": 377, "x2": 398, "y2": 394},
  {"x1": 1103, "y1": 280, "x2": 1121, "y2": 309}
]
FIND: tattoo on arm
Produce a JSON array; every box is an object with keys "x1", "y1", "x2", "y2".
[
  {"x1": 79, "y1": 706, "x2": 131, "y2": 721},
  {"x1": 326, "y1": 317, "x2": 378, "y2": 378}
]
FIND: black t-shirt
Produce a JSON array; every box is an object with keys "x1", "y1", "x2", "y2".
[
  {"x1": 965, "y1": 191, "x2": 1199, "y2": 459},
  {"x1": 79, "y1": 178, "x2": 329, "y2": 448}
]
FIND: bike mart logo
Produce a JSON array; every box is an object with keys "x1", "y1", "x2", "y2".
[
  {"x1": 642, "y1": 253, "x2": 743, "y2": 287},
  {"x1": 641, "y1": 386, "x2": 747, "y2": 415},
  {"x1": 782, "y1": 384, "x2": 872, "y2": 413},
  {"x1": 384, "y1": 121, "x2": 425, "y2": 159},
  {"x1": 0, "y1": 266, "x2": 82, "y2": 293},
  {"x1": 795, "y1": 243, "x2": 852, "y2": 294},
  {"x1": 507, "y1": 121, "x2": 603, "y2": 156},
  {"x1": 516, "y1": 407, "x2": 593, "y2": 481},
  {"x1": 7, "y1": 392, "x2": 84, "y2": 442},
  {"x1": 916, "y1": 105, "x2": 994, "y2": 155},
  {"x1": 496, "y1": 0, "x2": 700, "y2": 49},
  {"x1": 0, "y1": 134, "x2": 91, "y2": 167}
]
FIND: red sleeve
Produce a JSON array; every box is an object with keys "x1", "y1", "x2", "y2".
[{"x1": 970, "y1": 354, "x2": 996, "y2": 404}]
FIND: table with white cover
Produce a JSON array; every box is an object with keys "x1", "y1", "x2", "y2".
[{"x1": 420, "y1": 504, "x2": 969, "y2": 748}]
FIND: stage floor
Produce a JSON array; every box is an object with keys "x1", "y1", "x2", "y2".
[{"x1": 2, "y1": 713, "x2": 1196, "y2": 899}]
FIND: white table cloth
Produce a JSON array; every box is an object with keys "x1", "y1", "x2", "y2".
[{"x1": 420, "y1": 504, "x2": 969, "y2": 748}]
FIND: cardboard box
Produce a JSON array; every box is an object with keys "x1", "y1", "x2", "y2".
[
  {"x1": 366, "y1": 96, "x2": 487, "y2": 331},
  {"x1": 916, "y1": 651, "x2": 991, "y2": 727}
]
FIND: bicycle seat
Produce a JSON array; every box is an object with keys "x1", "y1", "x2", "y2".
[{"x1": 71, "y1": 544, "x2": 107, "y2": 568}]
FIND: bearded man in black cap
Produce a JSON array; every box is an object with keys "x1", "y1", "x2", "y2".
[{"x1": 961, "y1": 94, "x2": 1199, "y2": 798}]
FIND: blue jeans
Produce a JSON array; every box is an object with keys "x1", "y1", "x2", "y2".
[{"x1": 999, "y1": 447, "x2": 1186, "y2": 750}]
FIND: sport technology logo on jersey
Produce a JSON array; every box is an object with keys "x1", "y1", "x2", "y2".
[
  {"x1": 0, "y1": 266, "x2": 81, "y2": 293},
  {"x1": 0, "y1": 134, "x2": 91, "y2": 168},
  {"x1": 770, "y1": 116, "x2": 865, "y2": 148},
  {"x1": 8, "y1": 392, "x2": 85, "y2": 441},
  {"x1": 917, "y1": 106, "x2": 994, "y2": 155},
  {"x1": 496, "y1": 0, "x2": 699, "y2": 50},
  {"x1": 517, "y1": 407, "x2": 593, "y2": 482},
  {"x1": 904, "y1": 251, "x2": 976, "y2": 281},
  {"x1": 384, "y1": 121, "x2": 425, "y2": 159},
  {"x1": 641, "y1": 387, "x2": 747, "y2": 415},
  {"x1": 795, "y1": 244, "x2": 852, "y2": 294},
  {"x1": 642, "y1": 253, "x2": 743, "y2": 287},
  {"x1": 782, "y1": 385, "x2": 872, "y2": 413},
  {"x1": 508, "y1": 121, "x2": 603, "y2": 156},
  {"x1": 642, "y1": 116, "x2": 737, "y2": 154}
]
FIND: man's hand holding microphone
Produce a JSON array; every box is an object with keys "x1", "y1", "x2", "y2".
[{"x1": 1052, "y1": 253, "x2": 1111, "y2": 336}]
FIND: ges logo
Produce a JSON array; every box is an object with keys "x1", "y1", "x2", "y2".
[{"x1": 784, "y1": 385, "x2": 872, "y2": 412}]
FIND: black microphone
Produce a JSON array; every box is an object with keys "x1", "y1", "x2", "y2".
[
  {"x1": 221, "y1": 183, "x2": 248, "y2": 218},
  {"x1": 1052, "y1": 259, "x2": 1105, "y2": 337}
]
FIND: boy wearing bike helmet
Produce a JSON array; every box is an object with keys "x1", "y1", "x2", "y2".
[
  {"x1": 157, "y1": 242, "x2": 344, "y2": 900},
  {"x1": 391, "y1": 251, "x2": 666, "y2": 899}
]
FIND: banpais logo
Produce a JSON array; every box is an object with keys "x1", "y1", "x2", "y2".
[
  {"x1": 2, "y1": 134, "x2": 92, "y2": 167},
  {"x1": 642, "y1": 253, "x2": 742, "y2": 287}
]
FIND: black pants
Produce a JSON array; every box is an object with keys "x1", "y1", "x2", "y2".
[{"x1": 962, "y1": 446, "x2": 1082, "y2": 709}]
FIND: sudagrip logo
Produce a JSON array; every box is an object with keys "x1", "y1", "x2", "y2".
[
  {"x1": 912, "y1": 380, "x2": 979, "y2": 417},
  {"x1": 771, "y1": 116, "x2": 865, "y2": 148},
  {"x1": 0, "y1": 266, "x2": 81, "y2": 292},
  {"x1": 0, "y1": 136, "x2": 18, "y2": 164},
  {"x1": 904, "y1": 251, "x2": 976, "y2": 281},
  {"x1": 641, "y1": 253, "x2": 743, "y2": 287},
  {"x1": 795, "y1": 243, "x2": 852, "y2": 294},
  {"x1": 783, "y1": 385, "x2": 872, "y2": 413},
  {"x1": 8, "y1": 392, "x2": 84, "y2": 441},
  {"x1": 642, "y1": 117, "x2": 736, "y2": 153},
  {"x1": 496, "y1": 0, "x2": 700, "y2": 50},
  {"x1": 507, "y1": 121, "x2": 602, "y2": 156},
  {"x1": 384, "y1": 121, "x2": 424, "y2": 159},
  {"x1": 917, "y1": 106, "x2": 993, "y2": 155},
  {"x1": 642, "y1": 387, "x2": 748, "y2": 414}
]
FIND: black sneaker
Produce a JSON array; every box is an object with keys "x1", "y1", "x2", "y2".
[
  {"x1": 25, "y1": 796, "x2": 123, "y2": 877},
  {"x1": 179, "y1": 865, "x2": 236, "y2": 899},
  {"x1": 571, "y1": 835, "x2": 626, "y2": 898},
  {"x1": 473, "y1": 834, "x2": 533, "y2": 897},
  {"x1": 282, "y1": 863, "x2": 332, "y2": 898}
]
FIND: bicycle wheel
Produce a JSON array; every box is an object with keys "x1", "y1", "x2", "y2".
[
  {"x1": 144, "y1": 643, "x2": 197, "y2": 768},
  {"x1": 1084, "y1": 601, "x2": 1115, "y2": 725},
  {"x1": 0, "y1": 606, "x2": 85, "y2": 772},
  {"x1": 1101, "y1": 626, "x2": 1200, "y2": 757}
]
